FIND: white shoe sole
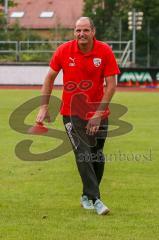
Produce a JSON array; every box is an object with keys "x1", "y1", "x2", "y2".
[{"x1": 99, "y1": 208, "x2": 110, "y2": 215}]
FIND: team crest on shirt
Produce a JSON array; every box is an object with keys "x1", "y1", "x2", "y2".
[{"x1": 93, "y1": 58, "x2": 102, "y2": 67}]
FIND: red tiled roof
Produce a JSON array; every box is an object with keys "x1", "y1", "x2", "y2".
[{"x1": 8, "y1": 0, "x2": 84, "y2": 29}]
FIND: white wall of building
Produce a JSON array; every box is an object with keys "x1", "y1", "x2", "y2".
[{"x1": 0, "y1": 65, "x2": 63, "y2": 85}]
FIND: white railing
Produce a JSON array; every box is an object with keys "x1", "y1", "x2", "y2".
[
  {"x1": 0, "y1": 41, "x2": 19, "y2": 60},
  {"x1": 119, "y1": 41, "x2": 133, "y2": 67},
  {"x1": 0, "y1": 40, "x2": 133, "y2": 66}
]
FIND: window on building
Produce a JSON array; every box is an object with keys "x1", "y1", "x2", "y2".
[
  {"x1": 40, "y1": 11, "x2": 54, "y2": 18},
  {"x1": 10, "y1": 11, "x2": 24, "y2": 18}
]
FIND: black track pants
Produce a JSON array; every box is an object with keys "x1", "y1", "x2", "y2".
[{"x1": 63, "y1": 116, "x2": 108, "y2": 200}]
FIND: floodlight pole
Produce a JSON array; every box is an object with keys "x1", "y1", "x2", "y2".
[
  {"x1": 128, "y1": 9, "x2": 144, "y2": 66},
  {"x1": 4, "y1": 0, "x2": 8, "y2": 32},
  {"x1": 4, "y1": 0, "x2": 8, "y2": 15},
  {"x1": 132, "y1": 8, "x2": 136, "y2": 66},
  {"x1": 147, "y1": 19, "x2": 150, "y2": 67}
]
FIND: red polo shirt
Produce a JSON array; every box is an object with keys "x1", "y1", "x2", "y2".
[{"x1": 49, "y1": 39, "x2": 120, "y2": 119}]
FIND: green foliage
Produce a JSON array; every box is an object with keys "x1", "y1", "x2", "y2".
[
  {"x1": 83, "y1": 0, "x2": 159, "y2": 66},
  {"x1": 0, "y1": 10, "x2": 6, "y2": 31},
  {"x1": 20, "y1": 52, "x2": 52, "y2": 62},
  {"x1": 0, "y1": 0, "x2": 15, "y2": 6},
  {"x1": 0, "y1": 0, "x2": 17, "y2": 36},
  {"x1": 0, "y1": 1, "x2": 49, "y2": 63},
  {"x1": 133, "y1": 0, "x2": 159, "y2": 66},
  {"x1": 84, "y1": 0, "x2": 118, "y2": 40},
  {"x1": 9, "y1": 21, "x2": 26, "y2": 41}
]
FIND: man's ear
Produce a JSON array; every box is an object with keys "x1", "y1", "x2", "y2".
[
  {"x1": 74, "y1": 29, "x2": 77, "y2": 37},
  {"x1": 93, "y1": 28, "x2": 96, "y2": 36}
]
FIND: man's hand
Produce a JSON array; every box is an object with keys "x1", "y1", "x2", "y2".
[
  {"x1": 36, "y1": 105, "x2": 51, "y2": 123},
  {"x1": 86, "y1": 75, "x2": 117, "y2": 135},
  {"x1": 86, "y1": 112, "x2": 103, "y2": 135}
]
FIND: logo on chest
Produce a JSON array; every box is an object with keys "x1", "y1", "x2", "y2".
[
  {"x1": 69, "y1": 57, "x2": 76, "y2": 67},
  {"x1": 93, "y1": 58, "x2": 102, "y2": 67}
]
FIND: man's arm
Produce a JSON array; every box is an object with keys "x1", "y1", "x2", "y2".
[
  {"x1": 36, "y1": 68, "x2": 59, "y2": 123},
  {"x1": 86, "y1": 75, "x2": 117, "y2": 135},
  {"x1": 95, "y1": 75, "x2": 117, "y2": 113}
]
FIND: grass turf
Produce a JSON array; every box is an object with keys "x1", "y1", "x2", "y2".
[{"x1": 0, "y1": 89, "x2": 159, "y2": 240}]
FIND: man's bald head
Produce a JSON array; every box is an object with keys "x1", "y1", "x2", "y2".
[{"x1": 75, "y1": 17, "x2": 95, "y2": 30}]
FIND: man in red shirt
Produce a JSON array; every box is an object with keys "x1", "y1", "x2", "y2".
[{"x1": 36, "y1": 17, "x2": 120, "y2": 215}]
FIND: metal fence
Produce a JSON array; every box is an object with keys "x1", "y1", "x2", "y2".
[{"x1": 0, "y1": 40, "x2": 133, "y2": 67}]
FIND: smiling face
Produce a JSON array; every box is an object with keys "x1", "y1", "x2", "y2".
[{"x1": 74, "y1": 18, "x2": 95, "y2": 51}]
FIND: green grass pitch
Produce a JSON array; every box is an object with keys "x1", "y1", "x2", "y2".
[{"x1": 0, "y1": 89, "x2": 159, "y2": 240}]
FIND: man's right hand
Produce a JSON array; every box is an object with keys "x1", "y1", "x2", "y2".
[{"x1": 36, "y1": 105, "x2": 51, "y2": 123}]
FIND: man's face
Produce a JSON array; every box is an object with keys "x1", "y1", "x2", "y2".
[{"x1": 74, "y1": 19, "x2": 95, "y2": 45}]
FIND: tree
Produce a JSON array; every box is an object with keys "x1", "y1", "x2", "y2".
[
  {"x1": 0, "y1": 0, "x2": 15, "y2": 6},
  {"x1": 84, "y1": 0, "x2": 119, "y2": 40},
  {"x1": 83, "y1": 0, "x2": 159, "y2": 67},
  {"x1": 0, "y1": 0, "x2": 16, "y2": 32},
  {"x1": 133, "y1": 0, "x2": 159, "y2": 66}
]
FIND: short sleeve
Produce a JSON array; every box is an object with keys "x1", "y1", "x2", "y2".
[
  {"x1": 104, "y1": 45, "x2": 120, "y2": 77},
  {"x1": 49, "y1": 47, "x2": 62, "y2": 72}
]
